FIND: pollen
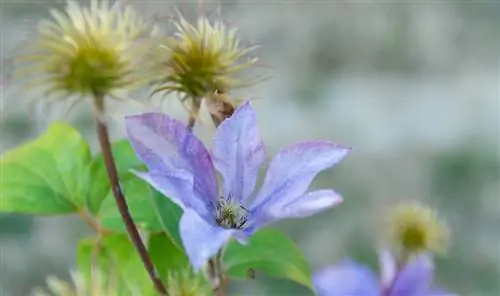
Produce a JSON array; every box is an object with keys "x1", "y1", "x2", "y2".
[
  {"x1": 16, "y1": 0, "x2": 157, "y2": 100},
  {"x1": 151, "y1": 13, "x2": 259, "y2": 114},
  {"x1": 213, "y1": 196, "x2": 249, "y2": 229},
  {"x1": 386, "y1": 201, "x2": 449, "y2": 256}
]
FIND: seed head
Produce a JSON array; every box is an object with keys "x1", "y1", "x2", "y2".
[
  {"x1": 152, "y1": 13, "x2": 259, "y2": 115},
  {"x1": 386, "y1": 201, "x2": 449, "y2": 256},
  {"x1": 16, "y1": 0, "x2": 157, "y2": 100}
]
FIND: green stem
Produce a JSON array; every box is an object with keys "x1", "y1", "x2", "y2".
[{"x1": 92, "y1": 95, "x2": 168, "y2": 295}]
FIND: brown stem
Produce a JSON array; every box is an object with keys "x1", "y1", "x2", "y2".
[
  {"x1": 209, "y1": 250, "x2": 227, "y2": 296},
  {"x1": 92, "y1": 95, "x2": 168, "y2": 295}
]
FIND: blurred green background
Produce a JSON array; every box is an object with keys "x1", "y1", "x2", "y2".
[{"x1": 1, "y1": 0, "x2": 499, "y2": 295}]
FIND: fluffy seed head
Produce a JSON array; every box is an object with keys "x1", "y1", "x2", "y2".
[
  {"x1": 386, "y1": 201, "x2": 449, "y2": 256},
  {"x1": 16, "y1": 0, "x2": 158, "y2": 99},
  {"x1": 152, "y1": 13, "x2": 259, "y2": 113}
]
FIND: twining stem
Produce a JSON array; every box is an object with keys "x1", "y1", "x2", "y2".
[{"x1": 92, "y1": 95, "x2": 168, "y2": 296}]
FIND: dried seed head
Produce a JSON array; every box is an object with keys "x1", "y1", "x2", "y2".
[
  {"x1": 152, "y1": 13, "x2": 259, "y2": 115},
  {"x1": 386, "y1": 201, "x2": 449, "y2": 257},
  {"x1": 16, "y1": 0, "x2": 158, "y2": 101}
]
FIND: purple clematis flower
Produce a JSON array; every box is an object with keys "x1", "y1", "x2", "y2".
[
  {"x1": 124, "y1": 101, "x2": 351, "y2": 269},
  {"x1": 313, "y1": 250, "x2": 456, "y2": 296}
]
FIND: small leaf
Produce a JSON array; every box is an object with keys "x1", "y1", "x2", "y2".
[
  {"x1": 87, "y1": 140, "x2": 144, "y2": 215},
  {"x1": 0, "y1": 122, "x2": 92, "y2": 214},
  {"x1": 223, "y1": 228, "x2": 315, "y2": 293}
]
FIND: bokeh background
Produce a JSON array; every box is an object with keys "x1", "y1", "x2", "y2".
[{"x1": 1, "y1": 0, "x2": 499, "y2": 295}]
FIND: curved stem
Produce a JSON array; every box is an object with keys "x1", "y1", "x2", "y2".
[{"x1": 92, "y1": 95, "x2": 168, "y2": 295}]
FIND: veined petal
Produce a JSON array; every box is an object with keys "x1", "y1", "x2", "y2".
[
  {"x1": 250, "y1": 141, "x2": 351, "y2": 216},
  {"x1": 132, "y1": 170, "x2": 210, "y2": 219},
  {"x1": 212, "y1": 101, "x2": 265, "y2": 203},
  {"x1": 389, "y1": 254, "x2": 434, "y2": 296},
  {"x1": 180, "y1": 208, "x2": 234, "y2": 270},
  {"x1": 251, "y1": 190, "x2": 342, "y2": 228},
  {"x1": 125, "y1": 113, "x2": 218, "y2": 209},
  {"x1": 313, "y1": 260, "x2": 379, "y2": 296}
]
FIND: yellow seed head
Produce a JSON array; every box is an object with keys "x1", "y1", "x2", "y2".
[
  {"x1": 16, "y1": 0, "x2": 157, "y2": 99},
  {"x1": 152, "y1": 13, "x2": 259, "y2": 113},
  {"x1": 386, "y1": 201, "x2": 449, "y2": 256}
]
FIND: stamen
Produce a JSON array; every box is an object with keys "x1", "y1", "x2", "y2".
[{"x1": 213, "y1": 195, "x2": 249, "y2": 229}]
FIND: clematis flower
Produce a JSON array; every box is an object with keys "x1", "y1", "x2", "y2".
[
  {"x1": 125, "y1": 101, "x2": 350, "y2": 269},
  {"x1": 313, "y1": 250, "x2": 456, "y2": 296}
]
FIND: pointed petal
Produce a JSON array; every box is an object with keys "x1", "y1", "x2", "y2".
[
  {"x1": 212, "y1": 101, "x2": 265, "y2": 203},
  {"x1": 125, "y1": 113, "x2": 218, "y2": 209},
  {"x1": 379, "y1": 248, "x2": 397, "y2": 288},
  {"x1": 250, "y1": 141, "x2": 351, "y2": 215},
  {"x1": 180, "y1": 208, "x2": 234, "y2": 270},
  {"x1": 426, "y1": 290, "x2": 457, "y2": 296},
  {"x1": 389, "y1": 254, "x2": 434, "y2": 296},
  {"x1": 131, "y1": 170, "x2": 190, "y2": 209},
  {"x1": 252, "y1": 189, "x2": 342, "y2": 228},
  {"x1": 132, "y1": 170, "x2": 211, "y2": 218},
  {"x1": 313, "y1": 260, "x2": 379, "y2": 296}
]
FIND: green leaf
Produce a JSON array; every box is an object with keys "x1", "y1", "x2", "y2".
[
  {"x1": 223, "y1": 228, "x2": 315, "y2": 293},
  {"x1": 0, "y1": 122, "x2": 92, "y2": 214},
  {"x1": 148, "y1": 233, "x2": 189, "y2": 280},
  {"x1": 87, "y1": 140, "x2": 144, "y2": 214},
  {"x1": 76, "y1": 234, "x2": 154, "y2": 295},
  {"x1": 91, "y1": 140, "x2": 184, "y2": 248},
  {"x1": 149, "y1": 233, "x2": 212, "y2": 295}
]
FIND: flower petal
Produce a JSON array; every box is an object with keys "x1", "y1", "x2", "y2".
[
  {"x1": 389, "y1": 254, "x2": 434, "y2": 296},
  {"x1": 426, "y1": 290, "x2": 457, "y2": 296},
  {"x1": 211, "y1": 101, "x2": 265, "y2": 203},
  {"x1": 180, "y1": 208, "x2": 234, "y2": 270},
  {"x1": 132, "y1": 170, "x2": 211, "y2": 218},
  {"x1": 251, "y1": 189, "x2": 342, "y2": 228},
  {"x1": 313, "y1": 260, "x2": 379, "y2": 296},
  {"x1": 250, "y1": 141, "x2": 351, "y2": 216},
  {"x1": 125, "y1": 113, "x2": 218, "y2": 209},
  {"x1": 379, "y1": 248, "x2": 397, "y2": 288}
]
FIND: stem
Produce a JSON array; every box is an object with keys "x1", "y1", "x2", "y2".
[
  {"x1": 92, "y1": 95, "x2": 168, "y2": 295},
  {"x1": 209, "y1": 250, "x2": 226, "y2": 296},
  {"x1": 78, "y1": 210, "x2": 101, "y2": 233}
]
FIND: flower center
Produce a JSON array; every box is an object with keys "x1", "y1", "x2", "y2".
[
  {"x1": 62, "y1": 42, "x2": 122, "y2": 95},
  {"x1": 400, "y1": 224, "x2": 427, "y2": 252},
  {"x1": 213, "y1": 195, "x2": 249, "y2": 229}
]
